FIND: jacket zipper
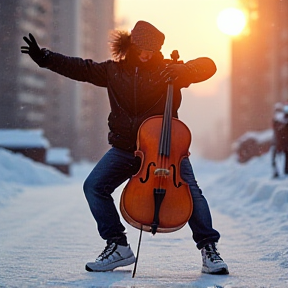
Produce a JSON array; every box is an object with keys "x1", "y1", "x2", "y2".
[{"x1": 134, "y1": 67, "x2": 139, "y2": 116}]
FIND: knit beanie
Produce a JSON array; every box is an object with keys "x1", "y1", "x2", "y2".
[{"x1": 131, "y1": 20, "x2": 165, "y2": 52}]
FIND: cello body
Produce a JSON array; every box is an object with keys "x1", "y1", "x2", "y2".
[{"x1": 120, "y1": 114, "x2": 193, "y2": 233}]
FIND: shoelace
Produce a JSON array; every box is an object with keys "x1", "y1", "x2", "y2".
[
  {"x1": 206, "y1": 245, "x2": 223, "y2": 262},
  {"x1": 96, "y1": 243, "x2": 116, "y2": 261}
]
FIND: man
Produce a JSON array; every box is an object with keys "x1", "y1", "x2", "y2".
[{"x1": 21, "y1": 20, "x2": 229, "y2": 275}]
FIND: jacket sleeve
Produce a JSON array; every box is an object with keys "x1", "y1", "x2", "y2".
[
  {"x1": 40, "y1": 49, "x2": 108, "y2": 87},
  {"x1": 176, "y1": 57, "x2": 217, "y2": 88}
]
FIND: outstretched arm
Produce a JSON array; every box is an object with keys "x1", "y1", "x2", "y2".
[{"x1": 21, "y1": 33, "x2": 108, "y2": 87}]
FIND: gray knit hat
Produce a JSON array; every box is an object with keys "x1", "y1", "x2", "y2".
[{"x1": 131, "y1": 20, "x2": 165, "y2": 52}]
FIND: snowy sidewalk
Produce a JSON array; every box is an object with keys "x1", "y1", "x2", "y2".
[{"x1": 0, "y1": 182, "x2": 286, "y2": 287}]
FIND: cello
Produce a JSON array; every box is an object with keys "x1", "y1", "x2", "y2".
[{"x1": 120, "y1": 51, "x2": 193, "y2": 276}]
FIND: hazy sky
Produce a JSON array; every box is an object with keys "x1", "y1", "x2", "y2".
[{"x1": 115, "y1": 0, "x2": 240, "y2": 155}]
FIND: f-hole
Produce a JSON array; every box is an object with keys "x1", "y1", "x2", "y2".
[
  {"x1": 171, "y1": 164, "x2": 182, "y2": 188},
  {"x1": 140, "y1": 162, "x2": 156, "y2": 183}
]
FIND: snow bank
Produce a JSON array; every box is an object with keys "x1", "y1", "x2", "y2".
[
  {"x1": 234, "y1": 129, "x2": 274, "y2": 146},
  {"x1": 46, "y1": 147, "x2": 72, "y2": 165},
  {"x1": 196, "y1": 152, "x2": 288, "y2": 213},
  {"x1": 0, "y1": 129, "x2": 50, "y2": 148},
  {"x1": 0, "y1": 148, "x2": 68, "y2": 205}
]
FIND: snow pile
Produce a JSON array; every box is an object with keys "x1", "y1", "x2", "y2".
[
  {"x1": 234, "y1": 129, "x2": 274, "y2": 147},
  {"x1": 0, "y1": 148, "x2": 68, "y2": 205},
  {"x1": 46, "y1": 147, "x2": 72, "y2": 165},
  {"x1": 0, "y1": 129, "x2": 50, "y2": 148},
  {"x1": 195, "y1": 152, "x2": 288, "y2": 213}
]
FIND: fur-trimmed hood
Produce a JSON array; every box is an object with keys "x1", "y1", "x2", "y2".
[{"x1": 109, "y1": 30, "x2": 132, "y2": 61}]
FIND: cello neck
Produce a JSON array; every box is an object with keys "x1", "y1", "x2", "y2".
[{"x1": 159, "y1": 82, "x2": 173, "y2": 156}]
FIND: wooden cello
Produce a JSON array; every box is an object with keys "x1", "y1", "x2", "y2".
[{"x1": 120, "y1": 51, "x2": 193, "y2": 276}]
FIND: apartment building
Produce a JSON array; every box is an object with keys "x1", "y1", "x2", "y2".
[{"x1": 0, "y1": 0, "x2": 114, "y2": 161}]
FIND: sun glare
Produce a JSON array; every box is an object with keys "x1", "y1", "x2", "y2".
[{"x1": 217, "y1": 7, "x2": 246, "y2": 36}]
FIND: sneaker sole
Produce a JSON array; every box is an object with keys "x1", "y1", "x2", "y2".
[
  {"x1": 85, "y1": 255, "x2": 136, "y2": 272},
  {"x1": 202, "y1": 266, "x2": 229, "y2": 275}
]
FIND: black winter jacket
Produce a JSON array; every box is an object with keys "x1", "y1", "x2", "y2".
[{"x1": 42, "y1": 50, "x2": 216, "y2": 152}]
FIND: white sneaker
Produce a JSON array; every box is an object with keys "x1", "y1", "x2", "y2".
[
  {"x1": 85, "y1": 242, "x2": 136, "y2": 272},
  {"x1": 201, "y1": 243, "x2": 229, "y2": 274}
]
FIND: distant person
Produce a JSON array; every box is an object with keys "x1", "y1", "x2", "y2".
[
  {"x1": 272, "y1": 102, "x2": 288, "y2": 177},
  {"x1": 21, "y1": 20, "x2": 229, "y2": 275}
]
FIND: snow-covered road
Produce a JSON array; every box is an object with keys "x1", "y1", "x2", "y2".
[{"x1": 0, "y1": 150, "x2": 287, "y2": 287}]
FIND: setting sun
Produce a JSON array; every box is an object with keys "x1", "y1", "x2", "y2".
[{"x1": 217, "y1": 7, "x2": 246, "y2": 36}]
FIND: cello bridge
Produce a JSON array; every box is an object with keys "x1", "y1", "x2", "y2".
[{"x1": 154, "y1": 168, "x2": 170, "y2": 176}]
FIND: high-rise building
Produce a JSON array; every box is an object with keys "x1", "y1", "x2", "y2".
[
  {"x1": 0, "y1": 0, "x2": 114, "y2": 161},
  {"x1": 230, "y1": 0, "x2": 288, "y2": 143},
  {"x1": 0, "y1": 0, "x2": 53, "y2": 129}
]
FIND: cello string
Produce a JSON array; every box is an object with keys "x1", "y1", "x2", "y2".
[
  {"x1": 165, "y1": 82, "x2": 172, "y2": 154},
  {"x1": 164, "y1": 83, "x2": 173, "y2": 156},
  {"x1": 159, "y1": 83, "x2": 171, "y2": 155}
]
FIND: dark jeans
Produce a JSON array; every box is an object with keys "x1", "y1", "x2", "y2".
[{"x1": 83, "y1": 147, "x2": 220, "y2": 249}]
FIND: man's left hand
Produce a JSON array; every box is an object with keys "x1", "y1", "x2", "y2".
[{"x1": 160, "y1": 64, "x2": 188, "y2": 82}]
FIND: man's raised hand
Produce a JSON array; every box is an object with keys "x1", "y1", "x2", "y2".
[{"x1": 21, "y1": 33, "x2": 45, "y2": 66}]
